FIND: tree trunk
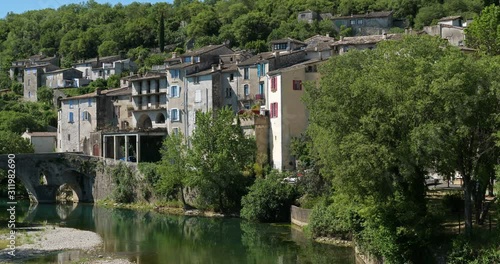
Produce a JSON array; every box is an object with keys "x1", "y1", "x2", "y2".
[
  {"x1": 463, "y1": 175, "x2": 473, "y2": 236},
  {"x1": 179, "y1": 185, "x2": 187, "y2": 209}
]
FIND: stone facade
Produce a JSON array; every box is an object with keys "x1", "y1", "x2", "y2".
[
  {"x1": 331, "y1": 11, "x2": 394, "y2": 36},
  {"x1": 43, "y1": 68, "x2": 83, "y2": 88},
  {"x1": 24, "y1": 64, "x2": 59, "y2": 102},
  {"x1": 128, "y1": 73, "x2": 168, "y2": 130}
]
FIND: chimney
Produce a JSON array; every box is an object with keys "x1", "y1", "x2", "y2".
[
  {"x1": 172, "y1": 52, "x2": 177, "y2": 59},
  {"x1": 326, "y1": 33, "x2": 330, "y2": 37},
  {"x1": 382, "y1": 32, "x2": 387, "y2": 39},
  {"x1": 340, "y1": 36, "x2": 344, "y2": 41},
  {"x1": 211, "y1": 64, "x2": 217, "y2": 72},
  {"x1": 25, "y1": 128, "x2": 30, "y2": 134}
]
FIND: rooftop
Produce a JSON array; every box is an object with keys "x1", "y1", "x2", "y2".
[
  {"x1": 23, "y1": 132, "x2": 57, "y2": 137},
  {"x1": 270, "y1": 38, "x2": 306, "y2": 45},
  {"x1": 331, "y1": 11, "x2": 393, "y2": 20},
  {"x1": 105, "y1": 87, "x2": 131, "y2": 96},
  {"x1": 126, "y1": 72, "x2": 167, "y2": 81},
  {"x1": 331, "y1": 34, "x2": 401, "y2": 46},
  {"x1": 267, "y1": 58, "x2": 322, "y2": 75},
  {"x1": 439, "y1": 15, "x2": 462, "y2": 22},
  {"x1": 182, "y1": 44, "x2": 228, "y2": 57}
]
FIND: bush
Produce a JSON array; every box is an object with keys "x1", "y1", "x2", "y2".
[
  {"x1": 308, "y1": 197, "x2": 353, "y2": 239},
  {"x1": 447, "y1": 237, "x2": 477, "y2": 264},
  {"x1": 240, "y1": 171, "x2": 299, "y2": 222},
  {"x1": 442, "y1": 191, "x2": 464, "y2": 213},
  {"x1": 111, "y1": 162, "x2": 136, "y2": 203}
]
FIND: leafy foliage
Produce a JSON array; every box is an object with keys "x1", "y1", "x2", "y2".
[
  {"x1": 240, "y1": 171, "x2": 299, "y2": 222},
  {"x1": 110, "y1": 162, "x2": 136, "y2": 203},
  {"x1": 187, "y1": 108, "x2": 256, "y2": 212},
  {"x1": 465, "y1": 4, "x2": 500, "y2": 55},
  {"x1": 0, "y1": 131, "x2": 34, "y2": 154}
]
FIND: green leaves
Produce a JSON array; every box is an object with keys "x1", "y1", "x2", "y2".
[{"x1": 465, "y1": 4, "x2": 500, "y2": 55}]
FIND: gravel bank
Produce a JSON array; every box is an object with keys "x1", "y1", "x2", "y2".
[{"x1": 0, "y1": 226, "x2": 133, "y2": 264}]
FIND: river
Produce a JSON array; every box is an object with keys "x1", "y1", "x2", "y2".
[{"x1": 2, "y1": 200, "x2": 355, "y2": 263}]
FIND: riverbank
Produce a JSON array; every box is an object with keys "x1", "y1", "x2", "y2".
[{"x1": 0, "y1": 226, "x2": 133, "y2": 264}]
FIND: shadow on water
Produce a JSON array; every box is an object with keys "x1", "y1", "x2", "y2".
[{"x1": 1, "y1": 200, "x2": 354, "y2": 264}]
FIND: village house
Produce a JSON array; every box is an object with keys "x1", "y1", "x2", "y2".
[
  {"x1": 43, "y1": 68, "x2": 83, "y2": 88},
  {"x1": 23, "y1": 63, "x2": 60, "y2": 102},
  {"x1": 57, "y1": 89, "x2": 108, "y2": 155},
  {"x1": 73, "y1": 54, "x2": 134, "y2": 81},
  {"x1": 165, "y1": 44, "x2": 234, "y2": 136},
  {"x1": 331, "y1": 11, "x2": 396, "y2": 36},
  {"x1": 423, "y1": 16, "x2": 467, "y2": 47},
  {"x1": 330, "y1": 33, "x2": 401, "y2": 55},
  {"x1": 21, "y1": 130, "x2": 57, "y2": 153},
  {"x1": 9, "y1": 55, "x2": 59, "y2": 83}
]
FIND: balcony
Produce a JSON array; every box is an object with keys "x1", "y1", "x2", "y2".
[
  {"x1": 134, "y1": 103, "x2": 164, "y2": 111},
  {"x1": 255, "y1": 94, "x2": 264, "y2": 100}
]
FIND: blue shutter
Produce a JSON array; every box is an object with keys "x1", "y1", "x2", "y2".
[
  {"x1": 69, "y1": 112, "x2": 74, "y2": 123},
  {"x1": 261, "y1": 64, "x2": 265, "y2": 75},
  {"x1": 257, "y1": 64, "x2": 261, "y2": 77}
]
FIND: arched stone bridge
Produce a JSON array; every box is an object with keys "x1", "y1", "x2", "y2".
[{"x1": 0, "y1": 153, "x2": 100, "y2": 203}]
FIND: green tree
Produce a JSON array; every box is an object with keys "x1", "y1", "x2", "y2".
[
  {"x1": 303, "y1": 35, "x2": 472, "y2": 262},
  {"x1": 0, "y1": 131, "x2": 34, "y2": 154},
  {"x1": 465, "y1": 4, "x2": 500, "y2": 55},
  {"x1": 157, "y1": 133, "x2": 189, "y2": 207},
  {"x1": 188, "y1": 108, "x2": 256, "y2": 212},
  {"x1": 98, "y1": 40, "x2": 119, "y2": 57},
  {"x1": 106, "y1": 74, "x2": 120, "y2": 88},
  {"x1": 37, "y1": 86, "x2": 54, "y2": 106},
  {"x1": 0, "y1": 111, "x2": 44, "y2": 134},
  {"x1": 241, "y1": 170, "x2": 299, "y2": 222}
]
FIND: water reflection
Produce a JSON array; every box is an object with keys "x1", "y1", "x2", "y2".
[{"x1": 1, "y1": 200, "x2": 354, "y2": 264}]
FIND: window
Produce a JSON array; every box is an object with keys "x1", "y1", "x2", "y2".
[
  {"x1": 229, "y1": 73, "x2": 234, "y2": 82},
  {"x1": 170, "y1": 108, "x2": 180, "y2": 121},
  {"x1": 114, "y1": 106, "x2": 121, "y2": 118},
  {"x1": 244, "y1": 68, "x2": 249, "y2": 79},
  {"x1": 271, "y1": 76, "x2": 277, "y2": 92},
  {"x1": 273, "y1": 43, "x2": 287, "y2": 50},
  {"x1": 259, "y1": 82, "x2": 264, "y2": 95},
  {"x1": 194, "y1": 56, "x2": 200, "y2": 63},
  {"x1": 170, "y1": 86, "x2": 180, "y2": 98},
  {"x1": 195, "y1": 90, "x2": 202, "y2": 103},
  {"x1": 69, "y1": 100, "x2": 74, "y2": 109},
  {"x1": 357, "y1": 19, "x2": 363, "y2": 25},
  {"x1": 28, "y1": 91, "x2": 31, "y2": 98},
  {"x1": 68, "y1": 112, "x2": 74, "y2": 123},
  {"x1": 244, "y1": 84, "x2": 249, "y2": 96},
  {"x1": 170, "y1": 69, "x2": 180, "y2": 79},
  {"x1": 183, "y1": 57, "x2": 191, "y2": 63},
  {"x1": 225, "y1": 88, "x2": 232, "y2": 98},
  {"x1": 244, "y1": 104, "x2": 250, "y2": 109},
  {"x1": 293, "y1": 80, "x2": 302, "y2": 90},
  {"x1": 261, "y1": 64, "x2": 266, "y2": 75},
  {"x1": 351, "y1": 20, "x2": 356, "y2": 25},
  {"x1": 28, "y1": 79, "x2": 31, "y2": 86},
  {"x1": 270, "y1": 102, "x2": 278, "y2": 118},
  {"x1": 88, "y1": 98, "x2": 92, "y2": 107},
  {"x1": 193, "y1": 76, "x2": 199, "y2": 84},
  {"x1": 82, "y1": 111, "x2": 91, "y2": 121},
  {"x1": 172, "y1": 127, "x2": 179, "y2": 135},
  {"x1": 257, "y1": 64, "x2": 261, "y2": 77},
  {"x1": 68, "y1": 134, "x2": 71, "y2": 141}
]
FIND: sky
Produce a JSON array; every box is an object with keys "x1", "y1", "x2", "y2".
[{"x1": 0, "y1": 0, "x2": 171, "y2": 19}]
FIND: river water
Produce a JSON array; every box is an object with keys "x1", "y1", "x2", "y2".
[{"x1": 2, "y1": 200, "x2": 355, "y2": 263}]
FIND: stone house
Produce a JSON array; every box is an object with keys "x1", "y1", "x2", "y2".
[
  {"x1": 266, "y1": 59, "x2": 324, "y2": 170},
  {"x1": 304, "y1": 34, "x2": 336, "y2": 60},
  {"x1": 165, "y1": 44, "x2": 234, "y2": 136},
  {"x1": 424, "y1": 16, "x2": 466, "y2": 47},
  {"x1": 24, "y1": 63, "x2": 60, "y2": 102},
  {"x1": 330, "y1": 33, "x2": 401, "y2": 55},
  {"x1": 57, "y1": 89, "x2": 108, "y2": 155},
  {"x1": 21, "y1": 130, "x2": 57, "y2": 153},
  {"x1": 10, "y1": 55, "x2": 59, "y2": 83},
  {"x1": 73, "y1": 54, "x2": 130, "y2": 81},
  {"x1": 43, "y1": 68, "x2": 83, "y2": 88},
  {"x1": 331, "y1": 11, "x2": 395, "y2": 36}
]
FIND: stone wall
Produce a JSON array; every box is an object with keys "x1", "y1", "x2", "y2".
[{"x1": 291, "y1": 205, "x2": 312, "y2": 227}]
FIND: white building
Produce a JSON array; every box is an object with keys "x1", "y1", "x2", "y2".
[{"x1": 21, "y1": 131, "x2": 57, "y2": 153}]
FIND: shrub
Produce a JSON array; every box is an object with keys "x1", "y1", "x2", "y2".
[
  {"x1": 442, "y1": 191, "x2": 464, "y2": 213},
  {"x1": 111, "y1": 162, "x2": 136, "y2": 203},
  {"x1": 447, "y1": 237, "x2": 477, "y2": 264},
  {"x1": 308, "y1": 197, "x2": 353, "y2": 239},
  {"x1": 240, "y1": 171, "x2": 299, "y2": 222}
]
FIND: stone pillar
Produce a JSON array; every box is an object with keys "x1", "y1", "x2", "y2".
[
  {"x1": 124, "y1": 135, "x2": 129, "y2": 160},
  {"x1": 136, "y1": 134, "x2": 141, "y2": 162},
  {"x1": 113, "y1": 136, "x2": 117, "y2": 160}
]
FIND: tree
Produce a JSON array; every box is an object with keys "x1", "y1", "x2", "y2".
[
  {"x1": 37, "y1": 86, "x2": 54, "y2": 106},
  {"x1": 0, "y1": 131, "x2": 34, "y2": 154},
  {"x1": 187, "y1": 9, "x2": 221, "y2": 39},
  {"x1": 159, "y1": 12, "x2": 165, "y2": 52},
  {"x1": 157, "y1": 133, "x2": 189, "y2": 208},
  {"x1": 98, "y1": 40, "x2": 119, "y2": 57},
  {"x1": 303, "y1": 35, "x2": 498, "y2": 261},
  {"x1": 0, "y1": 111, "x2": 44, "y2": 134},
  {"x1": 465, "y1": 4, "x2": 500, "y2": 55},
  {"x1": 188, "y1": 108, "x2": 256, "y2": 212}
]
